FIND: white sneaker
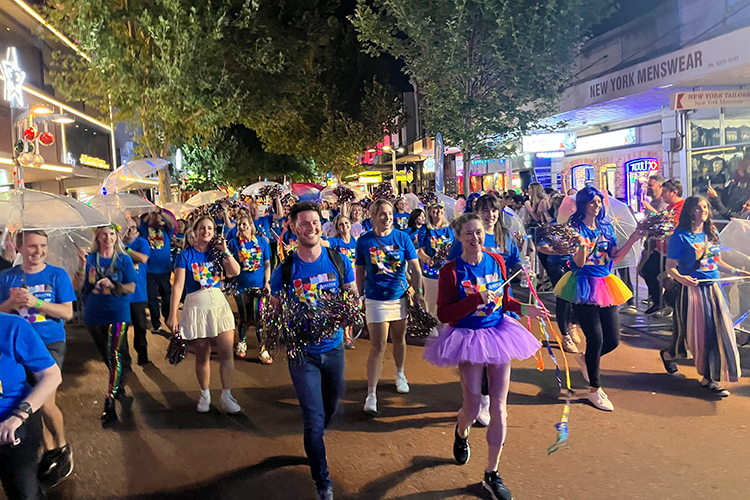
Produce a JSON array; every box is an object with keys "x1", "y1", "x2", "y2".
[
  {"x1": 561, "y1": 335, "x2": 579, "y2": 353},
  {"x1": 476, "y1": 395, "x2": 491, "y2": 426},
  {"x1": 197, "y1": 390, "x2": 211, "y2": 413},
  {"x1": 364, "y1": 393, "x2": 378, "y2": 414},
  {"x1": 577, "y1": 354, "x2": 590, "y2": 383},
  {"x1": 587, "y1": 388, "x2": 614, "y2": 411},
  {"x1": 221, "y1": 391, "x2": 242, "y2": 414},
  {"x1": 395, "y1": 373, "x2": 410, "y2": 394}
]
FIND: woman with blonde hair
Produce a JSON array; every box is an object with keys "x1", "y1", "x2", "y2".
[
  {"x1": 167, "y1": 216, "x2": 243, "y2": 414},
  {"x1": 328, "y1": 214, "x2": 358, "y2": 348},
  {"x1": 418, "y1": 201, "x2": 454, "y2": 316},
  {"x1": 73, "y1": 224, "x2": 137, "y2": 424}
]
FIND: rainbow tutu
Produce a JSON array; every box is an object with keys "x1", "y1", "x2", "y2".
[{"x1": 554, "y1": 270, "x2": 632, "y2": 307}]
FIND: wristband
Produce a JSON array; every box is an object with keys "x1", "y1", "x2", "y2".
[
  {"x1": 223, "y1": 250, "x2": 232, "y2": 258},
  {"x1": 111, "y1": 282, "x2": 125, "y2": 296},
  {"x1": 732, "y1": 268, "x2": 741, "y2": 276},
  {"x1": 413, "y1": 288, "x2": 423, "y2": 294},
  {"x1": 126, "y1": 247, "x2": 132, "y2": 254},
  {"x1": 35, "y1": 299, "x2": 43, "y2": 308}
]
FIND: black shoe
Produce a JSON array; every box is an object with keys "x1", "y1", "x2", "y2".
[
  {"x1": 659, "y1": 350, "x2": 679, "y2": 376},
  {"x1": 113, "y1": 386, "x2": 127, "y2": 400},
  {"x1": 452, "y1": 425, "x2": 470, "y2": 465},
  {"x1": 101, "y1": 398, "x2": 117, "y2": 425},
  {"x1": 644, "y1": 304, "x2": 661, "y2": 314},
  {"x1": 39, "y1": 445, "x2": 74, "y2": 489},
  {"x1": 137, "y1": 356, "x2": 151, "y2": 366},
  {"x1": 483, "y1": 471, "x2": 513, "y2": 500}
]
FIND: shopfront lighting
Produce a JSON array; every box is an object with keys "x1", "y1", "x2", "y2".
[
  {"x1": 40, "y1": 164, "x2": 73, "y2": 173},
  {"x1": 367, "y1": 148, "x2": 377, "y2": 153},
  {"x1": 382, "y1": 145, "x2": 391, "y2": 151},
  {"x1": 51, "y1": 114, "x2": 74, "y2": 124},
  {"x1": 693, "y1": 146, "x2": 738, "y2": 155},
  {"x1": 31, "y1": 105, "x2": 52, "y2": 115},
  {"x1": 397, "y1": 147, "x2": 404, "y2": 153}
]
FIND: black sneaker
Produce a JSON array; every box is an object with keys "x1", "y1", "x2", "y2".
[
  {"x1": 101, "y1": 398, "x2": 117, "y2": 425},
  {"x1": 40, "y1": 444, "x2": 74, "y2": 489},
  {"x1": 452, "y1": 425, "x2": 470, "y2": 465},
  {"x1": 483, "y1": 471, "x2": 513, "y2": 500},
  {"x1": 644, "y1": 304, "x2": 661, "y2": 315}
]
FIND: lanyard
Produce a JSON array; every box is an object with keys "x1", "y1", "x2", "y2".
[{"x1": 95, "y1": 252, "x2": 118, "y2": 280}]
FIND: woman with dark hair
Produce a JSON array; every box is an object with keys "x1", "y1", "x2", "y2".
[
  {"x1": 418, "y1": 201, "x2": 454, "y2": 316},
  {"x1": 423, "y1": 213, "x2": 544, "y2": 500},
  {"x1": 406, "y1": 208, "x2": 426, "y2": 246},
  {"x1": 554, "y1": 186, "x2": 642, "y2": 411},
  {"x1": 661, "y1": 196, "x2": 749, "y2": 394},
  {"x1": 167, "y1": 216, "x2": 242, "y2": 414}
]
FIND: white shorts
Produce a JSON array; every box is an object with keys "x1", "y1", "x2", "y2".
[
  {"x1": 180, "y1": 287, "x2": 235, "y2": 340},
  {"x1": 365, "y1": 297, "x2": 408, "y2": 324}
]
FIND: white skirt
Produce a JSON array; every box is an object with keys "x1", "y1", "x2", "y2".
[
  {"x1": 180, "y1": 287, "x2": 236, "y2": 340},
  {"x1": 424, "y1": 277, "x2": 439, "y2": 318},
  {"x1": 365, "y1": 297, "x2": 408, "y2": 324}
]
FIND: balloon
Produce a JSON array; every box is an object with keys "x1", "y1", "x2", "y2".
[
  {"x1": 557, "y1": 196, "x2": 577, "y2": 224},
  {"x1": 24, "y1": 127, "x2": 36, "y2": 141}
]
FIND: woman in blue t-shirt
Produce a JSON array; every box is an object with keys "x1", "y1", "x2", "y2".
[
  {"x1": 423, "y1": 213, "x2": 544, "y2": 500},
  {"x1": 406, "y1": 208, "x2": 426, "y2": 247},
  {"x1": 355, "y1": 199, "x2": 425, "y2": 415},
  {"x1": 228, "y1": 216, "x2": 272, "y2": 364},
  {"x1": 74, "y1": 224, "x2": 137, "y2": 425},
  {"x1": 393, "y1": 197, "x2": 411, "y2": 231},
  {"x1": 167, "y1": 216, "x2": 242, "y2": 414},
  {"x1": 662, "y1": 196, "x2": 749, "y2": 394},
  {"x1": 328, "y1": 214, "x2": 358, "y2": 349},
  {"x1": 418, "y1": 201, "x2": 454, "y2": 316}
]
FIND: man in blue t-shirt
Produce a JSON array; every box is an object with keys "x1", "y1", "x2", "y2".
[
  {"x1": 123, "y1": 220, "x2": 151, "y2": 365},
  {"x1": 0, "y1": 313, "x2": 62, "y2": 500},
  {"x1": 139, "y1": 208, "x2": 175, "y2": 332},
  {"x1": 0, "y1": 230, "x2": 76, "y2": 488},
  {"x1": 269, "y1": 202, "x2": 357, "y2": 500}
]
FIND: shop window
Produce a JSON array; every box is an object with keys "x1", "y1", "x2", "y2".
[
  {"x1": 724, "y1": 107, "x2": 750, "y2": 145},
  {"x1": 689, "y1": 108, "x2": 721, "y2": 149}
]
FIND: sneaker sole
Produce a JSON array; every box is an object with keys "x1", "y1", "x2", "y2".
[
  {"x1": 197, "y1": 406, "x2": 211, "y2": 413},
  {"x1": 46, "y1": 460, "x2": 74, "y2": 489},
  {"x1": 482, "y1": 480, "x2": 512, "y2": 500},
  {"x1": 396, "y1": 386, "x2": 410, "y2": 394},
  {"x1": 454, "y1": 445, "x2": 470, "y2": 465}
]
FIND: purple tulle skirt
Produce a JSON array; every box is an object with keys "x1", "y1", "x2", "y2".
[{"x1": 423, "y1": 317, "x2": 541, "y2": 367}]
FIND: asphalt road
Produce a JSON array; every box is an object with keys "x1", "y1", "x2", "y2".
[{"x1": 6, "y1": 294, "x2": 750, "y2": 500}]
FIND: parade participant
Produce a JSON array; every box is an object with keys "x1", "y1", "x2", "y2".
[
  {"x1": 355, "y1": 199, "x2": 424, "y2": 414},
  {"x1": 74, "y1": 225, "x2": 137, "y2": 424},
  {"x1": 167, "y1": 217, "x2": 242, "y2": 414},
  {"x1": 122, "y1": 220, "x2": 151, "y2": 365},
  {"x1": 393, "y1": 197, "x2": 411, "y2": 231},
  {"x1": 0, "y1": 231, "x2": 76, "y2": 488},
  {"x1": 418, "y1": 201, "x2": 454, "y2": 316},
  {"x1": 349, "y1": 203, "x2": 366, "y2": 239},
  {"x1": 423, "y1": 213, "x2": 545, "y2": 500},
  {"x1": 139, "y1": 208, "x2": 175, "y2": 333},
  {"x1": 0, "y1": 313, "x2": 62, "y2": 500},
  {"x1": 406, "y1": 208, "x2": 426, "y2": 246},
  {"x1": 269, "y1": 202, "x2": 356, "y2": 500},
  {"x1": 327, "y1": 214, "x2": 358, "y2": 349},
  {"x1": 554, "y1": 186, "x2": 643, "y2": 411},
  {"x1": 228, "y1": 215, "x2": 272, "y2": 363},
  {"x1": 661, "y1": 196, "x2": 749, "y2": 394}
]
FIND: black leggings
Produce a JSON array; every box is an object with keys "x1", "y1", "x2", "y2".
[
  {"x1": 0, "y1": 411, "x2": 43, "y2": 500},
  {"x1": 546, "y1": 261, "x2": 572, "y2": 337},
  {"x1": 571, "y1": 304, "x2": 620, "y2": 388},
  {"x1": 235, "y1": 293, "x2": 262, "y2": 344}
]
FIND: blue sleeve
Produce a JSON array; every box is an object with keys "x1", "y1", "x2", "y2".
[
  {"x1": 417, "y1": 228, "x2": 427, "y2": 249},
  {"x1": 11, "y1": 316, "x2": 55, "y2": 372},
  {"x1": 448, "y1": 239, "x2": 462, "y2": 261},
  {"x1": 506, "y1": 236, "x2": 521, "y2": 269},
  {"x1": 228, "y1": 239, "x2": 239, "y2": 259},
  {"x1": 121, "y1": 255, "x2": 137, "y2": 284},
  {"x1": 270, "y1": 266, "x2": 283, "y2": 295},
  {"x1": 0, "y1": 271, "x2": 11, "y2": 302},
  {"x1": 137, "y1": 237, "x2": 150, "y2": 257},
  {"x1": 666, "y1": 233, "x2": 685, "y2": 260},
  {"x1": 355, "y1": 237, "x2": 366, "y2": 266},
  {"x1": 402, "y1": 232, "x2": 418, "y2": 261},
  {"x1": 261, "y1": 238, "x2": 271, "y2": 262},
  {"x1": 55, "y1": 268, "x2": 77, "y2": 303},
  {"x1": 175, "y1": 249, "x2": 189, "y2": 269},
  {"x1": 138, "y1": 220, "x2": 148, "y2": 238}
]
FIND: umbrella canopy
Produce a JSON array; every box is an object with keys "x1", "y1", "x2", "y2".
[
  {"x1": 719, "y1": 218, "x2": 750, "y2": 270},
  {"x1": 291, "y1": 182, "x2": 324, "y2": 202},
  {"x1": 319, "y1": 184, "x2": 364, "y2": 204},
  {"x1": 402, "y1": 193, "x2": 423, "y2": 212},
  {"x1": 242, "y1": 181, "x2": 288, "y2": 197},
  {"x1": 102, "y1": 158, "x2": 169, "y2": 194},
  {"x1": 161, "y1": 201, "x2": 197, "y2": 219},
  {"x1": 88, "y1": 192, "x2": 155, "y2": 229},
  {"x1": 0, "y1": 188, "x2": 108, "y2": 231},
  {"x1": 185, "y1": 190, "x2": 229, "y2": 207},
  {"x1": 435, "y1": 192, "x2": 457, "y2": 220},
  {"x1": 606, "y1": 197, "x2": 642, "y2": 269}
]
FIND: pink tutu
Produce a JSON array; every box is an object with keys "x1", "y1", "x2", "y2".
[{"x1": 423, "y1": 317, "x2": 541, "y2": 367}]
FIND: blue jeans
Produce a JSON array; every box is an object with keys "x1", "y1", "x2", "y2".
[{"x1": 288, "y1": 343, "x2": 345, "y2": 492}]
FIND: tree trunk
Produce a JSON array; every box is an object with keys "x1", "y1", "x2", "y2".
[
  {"x1": 158, "y1": 168, "x2": 171, "y2": 205},
  {"x1": 462, "y1": 148, "x2": 471, "y2": 197}
]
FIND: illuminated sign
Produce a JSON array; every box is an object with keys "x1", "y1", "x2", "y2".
[
  {"x1": 358, "y1": 175, "x2": 382, "y2": 184},
  {"x1": 535, "y1": 151, "x2": 566, "y2": 158},
  {"x1": 79, "y1": 154, "x2": 110, "y2": 170},
  {"x1": 522, "y1": 132, "x2": 577, "y2": 153},
  {"x1": 624, "y1": 158, "x2": 659, "y2": 173},
  {"x1": 575, "y1": 128, "x2": 637, "y2": 153},
  {"x1": 423, "y1": 157, "x2": 436, "y2": 173},
  {"x1": 1, "y1": 47, "x2": 26, "y2": 109}
]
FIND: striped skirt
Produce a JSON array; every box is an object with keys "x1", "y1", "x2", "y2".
[{"x1": 674, "y1": 282, "x2": 740, "y2": 382}]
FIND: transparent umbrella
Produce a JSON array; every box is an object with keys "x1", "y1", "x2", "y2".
[
  {"x1": 0, "y1": 188, "x2": 108, "y2": 231},
  {"x1": 435, "y1": 192, "x2": 457, "y2": 220},
  {"x1": 102, "y1": 158, "x2": 169, "y2": 194},
  {"x1": 88, "y1": 192, "x2": 155, "y2": 229},
  {"x1": 242, "y1": 181, "x2": 288, "y2": 197},
  {"x1": 606, "y1": 197, "x2": 642, "y2": 270},
  {"x1": 319, "y1": 184, "x2": 364, "y2": 204},
  {"x1": 161, "y1": 201, "x2": 197, "y2": 219},
  {"x1": 185, "y1": 190, "x2": 229, "y2": 207}
]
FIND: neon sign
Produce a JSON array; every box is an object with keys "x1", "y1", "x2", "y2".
[
  {"x1": 624, "y1": 158, "x2": 659, "y2": 173},
  {"x1": 1, "y1": 47, "x2": 26, "y2": 109}
]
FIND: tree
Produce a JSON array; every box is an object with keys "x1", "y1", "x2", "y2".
[
  {"x1": 41, "y1": 0, "x2": 286, "y2": 202},
  {"x1": 352, "y1": 0, "x2": 614, "y2": 196}
]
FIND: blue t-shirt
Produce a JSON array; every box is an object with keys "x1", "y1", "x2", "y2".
[
  {"x1": 0, "y1": 313, "x2": 55, "y2": 420},
  {"x1": 139, "y1": 221, "x2": 174, "y2": 274},
  {"x1": 570, "y1": 222, "x2": 618, "y2": 278},
  {"x1": 0, "y1": 264, "x2": 76, "y2": 345},
  {"x1": 270, "y1": 250, "x2": 355, "y2": 354},
  {"x1": 418, "y1": 226, "x2": 454, "y2": 280},
  {"x1": 83, "y1": 252, "x2": 137, "y2": 325},
  {"x1": 328, "y1": 236, "x2": 357, "y2": 269},
  {"x1": 362, "y1": 219, "x2": 373, "y2": 232},
  {"x1": 448, "y1": 232, "x2": 521, "y2": 270},
  {"x1": 453, "y1": 254, "x2": 509, "y2": 330},
  {"x1": 355, "y1": 230, "x2": 417, "y2": 300},
  {"x1": 175, "y1": 247, "x2": 222, "y2": 294},
  {"x1": 666, "y1": 230, "x2": 721, "y2": 281},
  {"x1": 125, "y1": 237, "x2": 150, "y2": 303},
  {"x1": 254, "y1": 216, "x2": 270, "y2": 240},
  {"x1": 226, "y1": 225, "x2": 239, "y2": 241},
  {"x1": 228, "y1": 235, "x2": 271, "y2": 290},
  {"x1": 407, "y1": 226, "x2": 423, "y2": 247},
  {"x1": 394, "y1": 212, "x2": 410, "y2": 231}
]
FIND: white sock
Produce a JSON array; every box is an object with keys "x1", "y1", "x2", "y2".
[
  {"x1": 367, "y1": 387, "x2": 377, "y2": 397},
  {"x1": 200, "y1": 389, "x2": 210, "y2": 398},
  {"x1": 396, "y1": 369, "x2": 405, "y2": 378},
  {"x1": 221, "y1": 389, "x2": 232, "y2": 398}
]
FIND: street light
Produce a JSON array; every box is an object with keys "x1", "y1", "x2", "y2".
[{"x1": 382, "y1": 145, "x2": 405, "y2": 193}]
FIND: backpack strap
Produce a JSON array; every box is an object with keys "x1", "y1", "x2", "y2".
[
  {"x1": 281, "y1": 248, "x2": 347, "y2": 291},
  {"x1": 281, "y1": 253, "x2": 295, "y2": 290}
]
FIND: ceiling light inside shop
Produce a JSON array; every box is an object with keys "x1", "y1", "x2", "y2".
[
  {"x1": 51, "y1": 114, "x2": 74, "y2": 124},
  {"x1": 31, "y1": 105, "x2": 52, "y2": 115}
]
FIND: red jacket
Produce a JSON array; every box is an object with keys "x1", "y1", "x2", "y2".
[{"x1": 436, "y1": 252, "x2": 524, "y2": 326}]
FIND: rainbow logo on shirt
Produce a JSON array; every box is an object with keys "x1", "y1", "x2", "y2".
[
  {"x1": 239, "y1": 238, "x2": 262, "y2": 272},
  {"x1": 396, "y1": 216, "x2": 408, "y2": 230},
  {"x1": 461, "y1": 273, "x2": 502, "y2": 317},
  {"x1": 692, "y1": 241, "x2": 719, "y2": 272},
  {"x1": 292, "y1": 272, "x2": 338, "y2": 304},
  {"x1": 191, "y1": 262, "x2": 219, "y2": 289},
  {"x1": 582, "y1": 237, "x2": 609, "y2": 266},
  {"x1": 14, "y1": 284, "x2": 52, "y2": 323},
  {"x1": 148, "y1": 227, "x2": 165, "y2": 250},
  {"x1": 370, "y1": 245, "x2": 402, "y2": 275},
  {"x1": 338, "y1": 247, "x2": 356, "y2": 268}
]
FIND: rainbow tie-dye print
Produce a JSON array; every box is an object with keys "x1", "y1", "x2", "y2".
[
  {"x1": 461, "y1": 273, "x2": 503, "y2": 317},
  {"x1": 239, "y1": 238, "x2": 263, "y2": 272},
  {"x1": 191, "y1": 262, "x2": 220, "y2": 289},
  {"x1": 148, "y1": 227, "x2": 165, "y2": 250}
]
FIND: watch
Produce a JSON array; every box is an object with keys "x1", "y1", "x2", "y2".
[{"x1": 13, "y1": 401, "x2": 32, "y2": 420}]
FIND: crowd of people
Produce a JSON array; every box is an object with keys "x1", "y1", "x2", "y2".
[{"x1": 0, "y1": 177, "x2": 748, "y2": 500}]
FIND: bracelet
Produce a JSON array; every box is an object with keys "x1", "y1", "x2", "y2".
[
  {"x1": 732, "y1": 268, "x2": 741, "y2": 276},
  {"x1": 413, "y1": 288, "x2": 423, "y2": 294},
  {"x1": 223, "y1": 250, "x2": 232, "y2": 258},
  {"x1": 77, "y1": 266, "x2": 85, "y2": 273},
  {"x1": 35, "y1": 299, "x2": 43, "y2": 308},
  {"x1": 126, "y1": 247, "x2": 132, "y2": 254}
]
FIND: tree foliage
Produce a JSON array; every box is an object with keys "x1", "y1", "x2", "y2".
[{"x1": 352, "y1": 0, "x2": 614, "y2": 195}]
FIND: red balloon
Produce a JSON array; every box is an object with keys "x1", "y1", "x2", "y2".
[
  {"x1": 39, "y1": 132, "x2": 55, "y2": 146},
  {"x1": 24, "y1": 127, "x2": 37, "y2": 141}
]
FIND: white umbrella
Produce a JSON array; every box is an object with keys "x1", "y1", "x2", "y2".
[
  {"x1": 102, "y1": 158, "x2": 169, "y2": 194},
  {"x1": 606, "y1": 197, "x2": 642, "y2": 269},
  {"x1": 185, "y1": 190, "x2": 229, "y2": 207},
  {"x1": 88, "y1": 192, "x2": 155, "y2": 229},
  {"x1": 161, "y1": 201, "x2": 197, "y2": 219},
  {"x1": 242, "y1": 181, "x2": 287, "y2": 197},
  {"x1": 435, "y1": 192, "x2": 457, "y2": 220},
  {"x1": 719, "y1": 219, "x2": 750, "y2": 270},
  {"x1": 402, "y1": 193, "x2": 423, "y2": 212},
  {"x1": 0, "y1": 188, "x2": 108, "y2": 231},
  {"x1": 319, "y1": 184, "x2": 363, "y2": 204}
]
